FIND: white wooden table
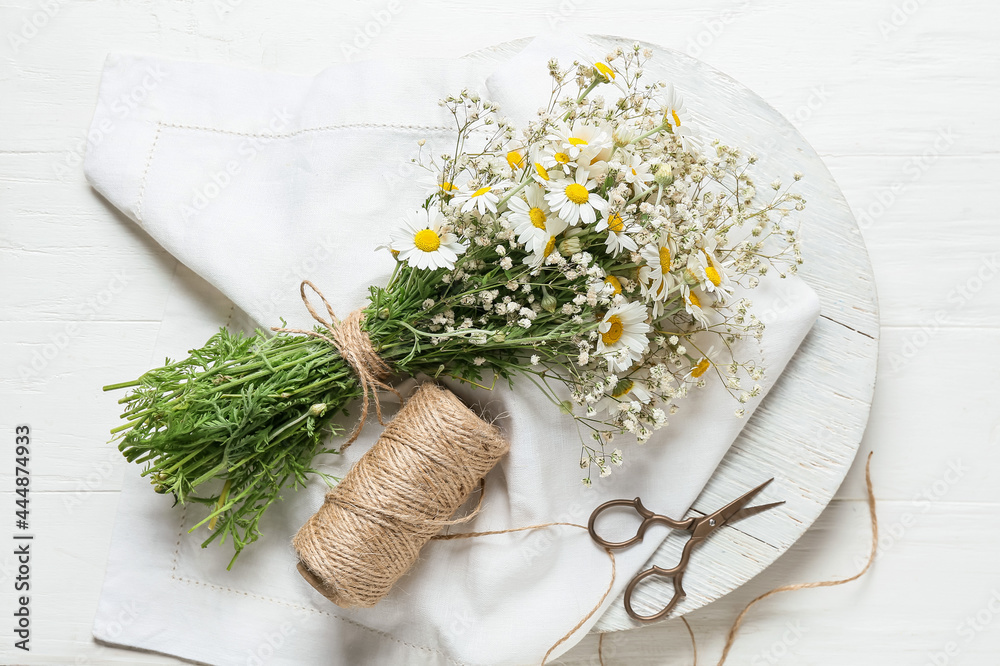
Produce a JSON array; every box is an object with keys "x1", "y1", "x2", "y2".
[{"x1": 3, "y1": 2, "x2": 999, "y2": 664}]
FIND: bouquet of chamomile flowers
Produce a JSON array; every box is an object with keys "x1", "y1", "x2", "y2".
[{"x1": 105, "y1": 44, "x2": 804, "y2": 562}]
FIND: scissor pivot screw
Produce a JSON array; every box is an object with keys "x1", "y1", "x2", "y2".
[{"x1": 708, "y1": 519, "x2": 716, "y2": 526}]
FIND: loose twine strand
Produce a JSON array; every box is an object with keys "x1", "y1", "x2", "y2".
[
  {"x1": 596, "y1": 451, "x2": 877, "y2": 666},
  {"x1": 272, "y1": 280, "x2": 397, "y2": 448}
]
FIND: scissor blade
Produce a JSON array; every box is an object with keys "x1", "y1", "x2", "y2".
[
  {"x1": 729, "y1": 500, "x2": 785, "y2": 524},
  {"x1": 710, "y1": 478, "x2": 775, "y2": 528}
]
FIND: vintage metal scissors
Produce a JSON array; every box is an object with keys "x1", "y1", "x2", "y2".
[{"x1": 588, "y1": 478, "x2": 784, "y2": 621}]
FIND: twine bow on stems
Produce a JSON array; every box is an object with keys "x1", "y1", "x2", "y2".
[{"x1": 272, "y1": 280, "x2": 398, "y2": 448}]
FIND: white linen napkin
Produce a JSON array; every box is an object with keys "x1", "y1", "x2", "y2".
[{"x1": 86, "y1": 34, "x2": 820, "y2": 666}]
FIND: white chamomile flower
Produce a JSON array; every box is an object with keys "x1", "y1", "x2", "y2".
[
  {"x1": 389, "y1": 208, "x2": 467, "y2": 271},
  {"x1": 661, "y1": 83, "x2": 694, "y2": 147},
  {"x1": 619, "y1": 151, "x2": 654, "y2": 187},
  {"x1": 453, "y1": 180, "x2": 510, "y2": 215},
  {"x1": 639, "y1": 232, "x2": 679, "y2": 316},
  {"x1": 420, "y1": 170, "x2": 461, "y2": 198},
  {"x1": 693, "y1": 250, "x2": 734, "y2": 300},
  {"x1": 595, "y1": 373, "x2": 652, "y2": 415},
  {"x1": 538, "y1": 142, "x2": 577, "y2": 172},
  {"x1": 548, "y1": 120, "x2": 612, "y2": 160},
  {"x1": 596, "y1": 301, "x2": 651, "y2": 373},
  {"x1": 596, "y1": 211, "x2": 638, "y2": 255},
  {"x1": 523, "y1": 231, "x2": 562, "y2": 269},
  {"x1": 507, "y1": 184, "x2": 566, "y2": 254},
  {"x1": 504, "y1": 147, "x2": 526, "y2": 171},
  {"x1": 682, "y1": 285, "x2": 711, "y2": 328},
  {"x1": 687, "y1": 345, "x2": 717, "y2": 380},
  {"x1": 544, "y1": 167, "x2": 608, "y2": 226}
]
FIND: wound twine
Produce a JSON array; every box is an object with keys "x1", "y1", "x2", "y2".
[
  {"x1": 272, "y1": 280, "x2": 395, "y2": 448},
  {"x1": 293, "y1": 382, "x2": 511, "y2": 608}
]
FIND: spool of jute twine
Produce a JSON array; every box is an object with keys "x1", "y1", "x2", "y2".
[{"x1": 294, "y1": 381, "x2": 509, "y2": 607}]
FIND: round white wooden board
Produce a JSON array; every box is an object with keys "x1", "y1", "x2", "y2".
[{"x1": 464, "y1": 36, "x2": 879, "y2": 633}]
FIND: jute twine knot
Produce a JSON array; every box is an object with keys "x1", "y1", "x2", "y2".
[
  {"x1": 272, "y1": 280, "x2": 395, "y2": 448},
  {"x1": 293, "y1": 382, "x2": 510, "y2": 608}
]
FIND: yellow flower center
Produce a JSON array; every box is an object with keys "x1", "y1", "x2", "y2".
[
  {"x1": 605, "y1": 275, "x2": 622, "y2": 295},
  {"x1": 565, "y1": 183, "x2": 590, "y2": 205},
  {"x1": 601, "y1": 315, "x2": 624, "y2": 346},
  {"x1": 705, "y1": 265, "x2": 722, "y2": 286},
  {"x1": 671, "y1": 109, "x2": 681, "y2": 127},
  {"x1": 543, "y1": 236, "x2": 556, "y2": 258},
  {"x1": 414, "y1": 228, "x2": 441, "y2": 253},
  {"x1": 529, "y1": 207, "x2": 547, "y2": 229},
  {"x1": 534, "y1": 162, "x2": 550, "y2": 181},
  {"x1": 506, "y1": 150, "x2": 523, "y2": 169},
  {"x1": 611, "y1": 378, "x2": 634, "y2": 399},
  {"x1": 471, "y1": 186, "x2": 491, "y2": 198},
  {"x1": 687, "y1": 291, "x2": 701, "y2": 309},
  {"x1": 659, "y1": 246, "x2": 671, "y2": 274},
  {"x1": 568, "y1": 137, "x2": 588, "y2": 147},
  {"x1": 607, "y1": 212, "x2": 624, "y2": 233},
  {"x1": 554, "y1": 152, "x2": 570, "y2": 164},
  {"x1": 631, "y1": 167, "x2": 638, "y2": 176},
  {"x1": 439, "y1": 181, "x2": 456, "y2": 192},
  {"x1": 594, "y1": 62, "x2": 616, "y2": 81},
  {"x1": 691, "y1": 358, "x2": 710, "y2": 378}
]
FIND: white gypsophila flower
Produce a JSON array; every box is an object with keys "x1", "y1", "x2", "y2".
[
  {"x1": 596, "y1": 211, "x2": 638, "y2": 256},
  {"x1": 507, "y1": 184, "x2": 566, "y2": 253},
  {"x1": 545, "y1": 166, "x2": 608, "y2": 226},
  {"x1": 500, "y1": 256, "x2": 513, "y2": 270},
  {"x1": 531, "y1": 355, "x2": 541, "y2": 365},
  {"x1": 390, "y1": 208, "x2": 468, "y2": 270},
  {"x1": 596, "y1": 300, "x2": 651, "y2": 373}
]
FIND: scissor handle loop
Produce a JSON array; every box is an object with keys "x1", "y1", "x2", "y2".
[
  {"x1": 588, "y1": 497, "x2": 695, "y2": 549},
  {"x1": 623, "y1": 564, "x2": 686, "y2": 622}
]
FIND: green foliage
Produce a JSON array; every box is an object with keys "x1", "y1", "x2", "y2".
[{"x1": 107, "y1": 326, "x2": 361, "y2": 567}]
